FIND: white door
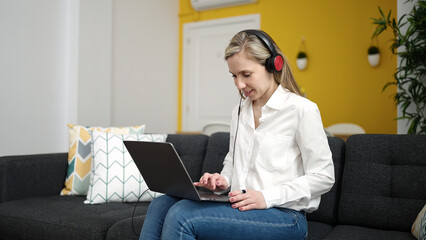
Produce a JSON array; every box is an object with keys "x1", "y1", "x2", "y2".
[{"x1": 182, "y1": 14, "x2": 260, "y2": 132}]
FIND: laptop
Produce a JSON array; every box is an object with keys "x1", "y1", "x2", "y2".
[{"x1": 123, "y1": 141, "x2": 229, "y2": 202}]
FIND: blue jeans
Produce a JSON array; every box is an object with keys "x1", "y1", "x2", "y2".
[{"x1": 140, "y1": 195, "x2": 307, "y2": 240}]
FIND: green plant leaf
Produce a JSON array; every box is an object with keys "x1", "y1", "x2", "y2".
[
  {"x1": 382, "y1": 81, "x2": 396, "y2": 92},
  {"x1": 373, "y1": 1, "x2": 426, "y2": 134}
]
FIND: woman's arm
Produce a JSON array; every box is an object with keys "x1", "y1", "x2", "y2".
[{"x1": 262, "y1": 105, "x2": 335, "y2": 210}]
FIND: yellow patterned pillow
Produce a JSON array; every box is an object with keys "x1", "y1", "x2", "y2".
[
  {"x1": 60, "y1": 123, "x2": 145, "y2": 195},
  {"x1": 412, "y1": 204, "x2": 426, "y2": 240}
]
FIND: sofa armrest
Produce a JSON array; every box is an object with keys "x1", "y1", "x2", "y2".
[{"x1": 0, "y1": 153, "x2": 68, "y2": 203}]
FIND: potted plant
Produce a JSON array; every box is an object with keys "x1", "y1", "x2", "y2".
[
  {"x1": 367, "y1": 46, "x2": 380, "y2": 67},
  {"x1": 296, "y1": 51, "x2": 307, "y2": 70},
  {"x1": 371, "y1": 0, "x2": 426, "y2": 134}
]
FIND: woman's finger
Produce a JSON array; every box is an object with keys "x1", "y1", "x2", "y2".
[
  {"x1": 195, "y1": 173, "x2": 227, "y2": 191},
  {"x1": 199, "y1": 172, "x2": 214, "y2": 185},
  {"x1": 229, "y1": 189, "x2": 266, "y2": 210},
  {"x1": 238, "y1": 203, "x2": 258, "y2": 211}
]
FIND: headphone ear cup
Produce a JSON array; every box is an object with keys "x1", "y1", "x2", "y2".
[
  {"x1": 273, "y1": 54, "x2": 284, "y2": 72},
  {"x1": 265, "y1": 57, "x2": 275, "y2": 73},
  {"x1": 265, "y1": 54, "x2": 284, "y2": 72}
]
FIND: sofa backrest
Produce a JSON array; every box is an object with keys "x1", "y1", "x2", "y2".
[
  {"x1": 200, "y1": 132, "x2": 346, "y2": 226},
  {"x1": 338, "y1": 134, "x2": 426, "y2": 232},
  {"x1": 166, "y1": 134, "x2": 209, "y2": 182},
  {"x1": 0, "y1": 153, "x2": 68, "y2": 203},
  {"x1": 201, "y1": 132, "x2": 230, "y2": 175},
  {"x1": 307, "y1": 137, "x2": 345, "y2": 225}
]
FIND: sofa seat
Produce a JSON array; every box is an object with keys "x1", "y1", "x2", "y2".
[
  {"x1": 0, "y1": 195, "x2": 148, "y2": 240},
  {"x1": 321, "y1": 225, "x2": 416, "y2": 240},
  {"x1": 307, "y1": 221, "x2": 334, "y2": 240}
]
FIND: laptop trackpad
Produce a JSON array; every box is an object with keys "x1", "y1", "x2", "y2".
[{"x1": 198, "y1": 190, "x2": 230, "y2": 202}]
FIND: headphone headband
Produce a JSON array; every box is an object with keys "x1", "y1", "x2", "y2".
[
  {"x1": 242, "y1": 29, "x2": 278, "y2": 55},
  {"x1": 240, "y1": 29, "x2": 284, "y2": 73}
]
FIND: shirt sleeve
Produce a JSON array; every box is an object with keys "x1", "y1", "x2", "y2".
[{"x1": 261, "y1": 104, "x2": 335, "y2": 211}]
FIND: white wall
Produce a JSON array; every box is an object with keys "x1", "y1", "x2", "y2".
[
  {"x1": 0, "y1": 0, "x2": 70, "y2": 156},
  {"x1": 77, "y1": 0, "x2": 113, "y2": 126},
  {"x1": 110, "y1": 0, "x2": 179, "y2": 133},
  {"x1": 0, "y1": 0, "x2": 179, "y2": 156}
]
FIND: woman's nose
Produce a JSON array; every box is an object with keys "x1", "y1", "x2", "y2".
[{"x1": 234, "y1": 78, "x2": 245, "y2": 90}]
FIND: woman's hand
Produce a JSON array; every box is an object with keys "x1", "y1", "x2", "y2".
[
  {"x1": 194, "y1": 172, "x2": 229, "y2": 192},
  {"x1": 228, "y1": 189, "x2": 266, "y2": 211}
]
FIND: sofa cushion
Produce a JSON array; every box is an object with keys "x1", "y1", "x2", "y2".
[
  {"x1": 0, "y1": 153, "x2": 68, "y2": 203},
  {"x1": 339, "y1": 134, "x2": 426, "y2": 232},
  {"x1": 307, "y1": 137, "x2": 345, "y2": 225},
  {"x1": 307, "y1": 221, "x2": 334, "y2": 240},
  {"x1": 201, "y1": 132, "x2": 230, "y2": 174},
  {"x1": 85, "y1": 132, "x2": 166, "y2": 204},
  {"x1": 166, "y1": 134, "x2": 209, "y2": 182},
  {"x1": 62, "y1": 124, "x2": 146, "y2": 196},
  {"x1": 0, "y1": 195, "x2": 149, "y2": 240},
  {"x1": 322, "y1": 225, "x2": 416, "y2": 240},
  {"x1": 106, "y1": 215, "x2": 144, "y2": 240},
  {"x1": 411, "y1": 204, "x2": 426, "y2": 240}
]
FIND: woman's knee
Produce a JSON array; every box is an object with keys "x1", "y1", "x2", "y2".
[
  {"x1": 164, "y1": 200, "x2": 197, "y2": 222},
  {"x1": 145, "y1": 195, "x2": 181, "y2": 222},
  {"x1": 162, "y1": 200, "x2": 200, "y2": 237}
]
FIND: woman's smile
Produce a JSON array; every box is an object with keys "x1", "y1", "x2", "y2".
[{"x1": 244, "y1": 89, "x2": 254, "y2": 97}]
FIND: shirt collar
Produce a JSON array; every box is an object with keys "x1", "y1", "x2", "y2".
[{"x1": 264, "y1": 85, "x2": 290, "y2": 110}]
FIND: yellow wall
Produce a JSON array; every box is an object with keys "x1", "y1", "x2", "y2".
[{"x1": 178, "y1": 0, "x2": 397, "y2": 134}]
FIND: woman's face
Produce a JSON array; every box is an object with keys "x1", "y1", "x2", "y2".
[{"x1": 227, "y1": 51, "x2": 278, "y2": 105}]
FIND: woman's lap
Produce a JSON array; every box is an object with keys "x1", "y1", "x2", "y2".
[
  {"x1": 140, "y1": 195, "x2": 181, "y2": 240},
  {"x1": 141, "y1": 195, "x2": 307, "y2": 240}
]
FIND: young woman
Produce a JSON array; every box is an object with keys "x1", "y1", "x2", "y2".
[{"x1": 139, "y1": 30, "x2": 335, "y2": 240}]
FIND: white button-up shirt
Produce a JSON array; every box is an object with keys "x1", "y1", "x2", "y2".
[{"x1": 220, "y1": 85, "x2": 335, "y2": 212}]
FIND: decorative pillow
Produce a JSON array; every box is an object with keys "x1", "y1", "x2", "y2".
[
  {"x1": 61, "y1": 124, "x2": 146, "y2": 196},
  {"x1": 84, "y1": 131, "x2": 167, "y2": 204},
  {"x1": 412, "y1": 204, "x2": 426, "y2": 240}
]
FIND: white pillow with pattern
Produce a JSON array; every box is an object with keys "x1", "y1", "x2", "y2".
[{"x1": 84, "y1": 131, "x2": 165, "y2": 204}]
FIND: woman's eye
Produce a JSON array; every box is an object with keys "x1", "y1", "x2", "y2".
[{"x1": 244, "y1": 73, "x2": 251, "y2": 77}]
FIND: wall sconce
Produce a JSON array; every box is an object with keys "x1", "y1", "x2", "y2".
[
  {"x1": 297, "y1": 37, "x2": 308, "y2": 71},
  {"x1": 367, "y1": 46, "x2": 380, "y2": 67}
]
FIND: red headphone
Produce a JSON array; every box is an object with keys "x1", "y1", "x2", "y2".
[{"x1": 241, "y1": 30, "x2": 284, "y2": 73}]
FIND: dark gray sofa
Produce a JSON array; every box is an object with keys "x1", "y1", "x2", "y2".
[{"x1": 0, "y1": 133, "x2": 425, "y2": 240}]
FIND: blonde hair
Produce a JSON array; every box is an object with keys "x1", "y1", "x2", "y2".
[{"x1": 224, "y1": 30, "x2": 301, "y2": 96}]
